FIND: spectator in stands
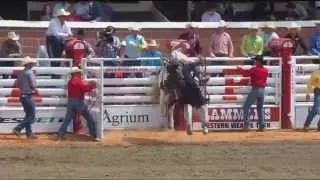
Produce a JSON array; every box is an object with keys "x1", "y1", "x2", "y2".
[
  {"x1": 201, "y1": 2, "x2": 221, "y2": 22},
  {"x1": 142, "y1": 40, "x2": 162, "y2": 77},
  {"x1": 53, "y1": 1, "x2": 72, "y2": 17},
  {"x1": 221, "y1": 1, "x2": 234, "y2": 21},
  {"x1": 40, "y1": 4, "x2": 53, "y2": 21},
  {"x1": 285, "y1": 2, "x2": 308, "y2": 20},
  {"x1": 123, "y1": 25, "x2": 147, "y2": 78},
  {"x1": 208, "y1": 20, "x2": 233, "y2": 76},
  {"x1": 209, "y1": 20, "x2": 234, "y2": 59},
  {"x1": 309, "y1": 22, "x2": 320, "y2": 63},
  {"x1": 66, "y1": 8, "x2": 81, "y2": 21},
  {"x1": 100, "y1": 1, "x2": 113, "y2": 21},
  {"x1": 178, "y1": 23, "x2": 202, "y2": 57},
  {"x1": 240, "y1": 24, "x2": 264, "y2": 64},
  {"x1": 57, "y1": 67, "x2": 98, "y2": 141},
  {"x1": 0, "y1": 31, "x2": 23, "y2": 78},
  {"x1": 46, "y1": 8, "x2": 72, "y2": 60},
  {"x1": 258, "y1": 22, "x2": 279, "y2": 56},
  {"x1": 284, "y1": 22, "x2": 307, "y2": 55},
  {"x1": 12, "y1": 56, "x2": 38, "y2": 139},
  {"x1": 251, "y1": 1, "x2": 276, "y2": 21}
]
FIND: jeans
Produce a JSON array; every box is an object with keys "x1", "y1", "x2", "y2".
[
  {"x1": 243, "y1": 87, "x2": 265, "y2": 129},
  {"x1": 58, "y1": 99, "x2": 97, "y2": 138},
  {"x1": 14, "y1": 94, "x2": 35, "y2": 137},
  {"x1": 47, "y1": 35, "x2": 64, "y2": 79},
  {"x1": 304, "y1": 91, "x2": 320, "y2": 128}
]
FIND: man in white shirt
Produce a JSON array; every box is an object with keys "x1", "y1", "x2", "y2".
[
  {"x1": 201, "y1": 3, "x2": 222, "y2": 22},
  {"x1": 46, "y1": 8, "x2": 72, "y2": 59},
  {"x1": 258, "y1": 22, "x2": 279, "y2": 56},
  {"x1": 46, "y1": 8, "x2": 72, "y2": 78}
]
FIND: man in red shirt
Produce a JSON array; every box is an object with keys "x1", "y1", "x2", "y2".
[
  {"x1": 57, "y1": 67, "x2": 98, "y2": 141},
  {"x1": 237, "y1": 55, "x2": 268, "y2": 131}
]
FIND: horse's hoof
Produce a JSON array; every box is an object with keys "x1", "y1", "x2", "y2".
[
  {"x1": 186, "y1": 125, "x2": 193, "y2": 135},
  {"x1": 202, "y1": 127, "x2": 209, "y2": 135}
]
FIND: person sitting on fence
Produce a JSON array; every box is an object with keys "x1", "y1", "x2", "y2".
[
  {"x1": 12, "y1": 56, "x2": 38, "y2": 139},
  {"x1": 240, "y1": 23, "x2": 264, "y2": 65},
  {"x1": 0, "y1": 31, "x2": 23, "y2": 79},
  {"x1": 303, "y1": 66, "x2": 320, "y2": 131},
  {"x1": 46, "y1": 8, "x2": 72, "y2": 60},
  {"x1": 57, "y1": 67, "x2": 98, "y2": 141},
  {"x1": 309, "y1": 22, "x2": 320, "y2": 64},
  {"x1": 237, "y1": 55, "x2": 268, "y2": 132},
  {"x1": 142, "y1": 39, "x2": 162, "y2": 77}
]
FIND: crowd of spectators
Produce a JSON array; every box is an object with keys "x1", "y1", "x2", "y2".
[
  {"x1": 2, "y1": 6, "x2": 320, "y2": 80},
  {"x1": 39, "y1": 1, "x2": 112, "y2": 22},
  {"x1": 197, "y1": 1, "x2": 317, "y2": 22}
]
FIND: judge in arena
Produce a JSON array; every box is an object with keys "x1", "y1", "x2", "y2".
[
  {"x1": 237, "y1": 55, "x2": 268, "y2": 132},
  {"x1": 57, "y1": 67, "x2": 98, "y2": 141},
  {"x1": 12, "y1": 56, "x2": 38, "y2": 139}
]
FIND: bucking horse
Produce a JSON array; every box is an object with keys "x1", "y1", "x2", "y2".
[{"x1": 152, "y1": 55, "x2": 210, "y2": 135}]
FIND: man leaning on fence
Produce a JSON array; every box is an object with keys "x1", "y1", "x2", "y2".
[
  {"x1": 57, "y1": 67, "x2": 98, "y2": 141},
  {"x1": 12, "y1": 57, "x2": 38, "y2": 139}
]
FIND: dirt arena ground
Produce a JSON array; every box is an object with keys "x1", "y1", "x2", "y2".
[{"x1": 0, "y1": 129, "x2": 320, "y2": 179}]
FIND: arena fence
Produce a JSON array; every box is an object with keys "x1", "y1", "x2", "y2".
[{"x1": 0, "y1": 54, "x2": 317, "y2": 137}]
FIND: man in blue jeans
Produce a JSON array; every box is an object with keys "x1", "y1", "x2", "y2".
[
  {"x1": 57, "y1": 67, "x2": 98, "y2": 141},
  {"x1": 13, "y1": 56, "x2": 38, "y2": 139},
  {"x1": 303, "y1": 67, "x2": 320, "y2": 131},
  {"x1": 237, "y1": 55, "x2": 268, "y2": 131}
]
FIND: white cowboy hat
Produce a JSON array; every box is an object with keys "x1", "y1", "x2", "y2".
[
  {"x1": 289, "y1": 22, "x2": 301, "y2": 29},
  {"x1": 22, "y1": 56, "x2": 36, "y2": 66},
  {"x1": 185, "y1": 23, "x2": 199, "y2": 29},
  {"x1": 249, "y1": 23, "x2": 259, "y2": 29},
  {"x1": 128, "y1": 24, "x2": 141, "y2": 32},
  {"x1": 265, "y1": 22, "x2": 276, "y2": 29},
  {"x1": 55, "y1": 8, "x2": 71, "y2": 17},
  {"x1": 71, "y1": 67, "x2": 82, "y2": 74},
  {"x1": 7, "y1": 31, "x2": 20, "y2": 41},
  {"x1": 121, "y1": 40, "x2": 127, "y2": 46},
  {"x1": 147, "y1": 39, "x2": 159, "y2": 47},
  {"x1": 217, "y1": 20, "x2": 227, "y2": 28}
]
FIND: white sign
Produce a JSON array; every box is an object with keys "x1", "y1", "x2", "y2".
[
  {"x1": 0, "y1": 107, "x2": 72, "y2": 133},
  {"x1": 103, "y1": 105, "x2": 166, "y2": 129},
  {"x1": 295, "y1": 105, "x2": 319, "y2": 128}
]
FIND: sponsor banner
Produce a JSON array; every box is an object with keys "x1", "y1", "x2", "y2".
[
  {"x1": 295, "y1": 105, "x2": 318, "y2": 128},
  {"x1": 189, "y1": 106, "x2": 280, "y2": 130},
  {"x1": 103, "y1": 105, "x2": 166, "y2": 129},
  {"x1": 0, "y1": 107, "x2": 72, "y2": 133}
]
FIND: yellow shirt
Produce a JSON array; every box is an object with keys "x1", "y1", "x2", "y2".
[
  {"x1": 307, "y1": 69, "x2": 320, "y2": 95},
  {"x1": 240, "y1": 34, "x2": 264, "y2": 56}
]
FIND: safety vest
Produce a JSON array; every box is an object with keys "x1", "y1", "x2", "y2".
[{"x1": 65, "y1": 38, "x2": 86, "y2": 67}]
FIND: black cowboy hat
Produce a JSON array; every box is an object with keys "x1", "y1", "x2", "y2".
[
  {"x1": 251, "y1": 55, "x2": 264, "y2": 64},
  {"x1": 105, "y1": 26, "x2": 116, "y2": 34}
]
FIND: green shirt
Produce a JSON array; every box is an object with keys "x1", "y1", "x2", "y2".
[{"x1": 240, "y1": 34, "x2": 264, "y2": 56}]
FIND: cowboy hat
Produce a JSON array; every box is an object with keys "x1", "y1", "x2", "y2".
[
  {"x1": 55, "y1": 8, "x2": 70, "y2": 17},
  {"x1": 7, "y1": 31, "x2": 20, "y2": 41},
  {"x1": 71, "y1": 67, "x2": 82, "y2": 74},
  {"x1": 22, "y1": 56, "x2": 36, "y2": 66},
  {"x1": 121, "y1": 40, "x2": 127, "y2": 46},
  {"x1": 289, "y1": 22, "x2": 301, "y2": 29},
  {"x1": 185, "y1": 23, "x2": 199, "y2": 29},
  {"x1": 249, "y1": 23, "x2": 259, "y2": 29},
  {"x1": 147, "y1": 39, "x2": 159, "y2": 47},
  {"x1": 264, "y1": 22, "x2": 276, "y2": 29},
  {"x1": 128, "y1": 24, "x2": 141, "y2": 32},
  {"x1": 217, "y1": 20, "x2": 227, "y2": 28}
]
